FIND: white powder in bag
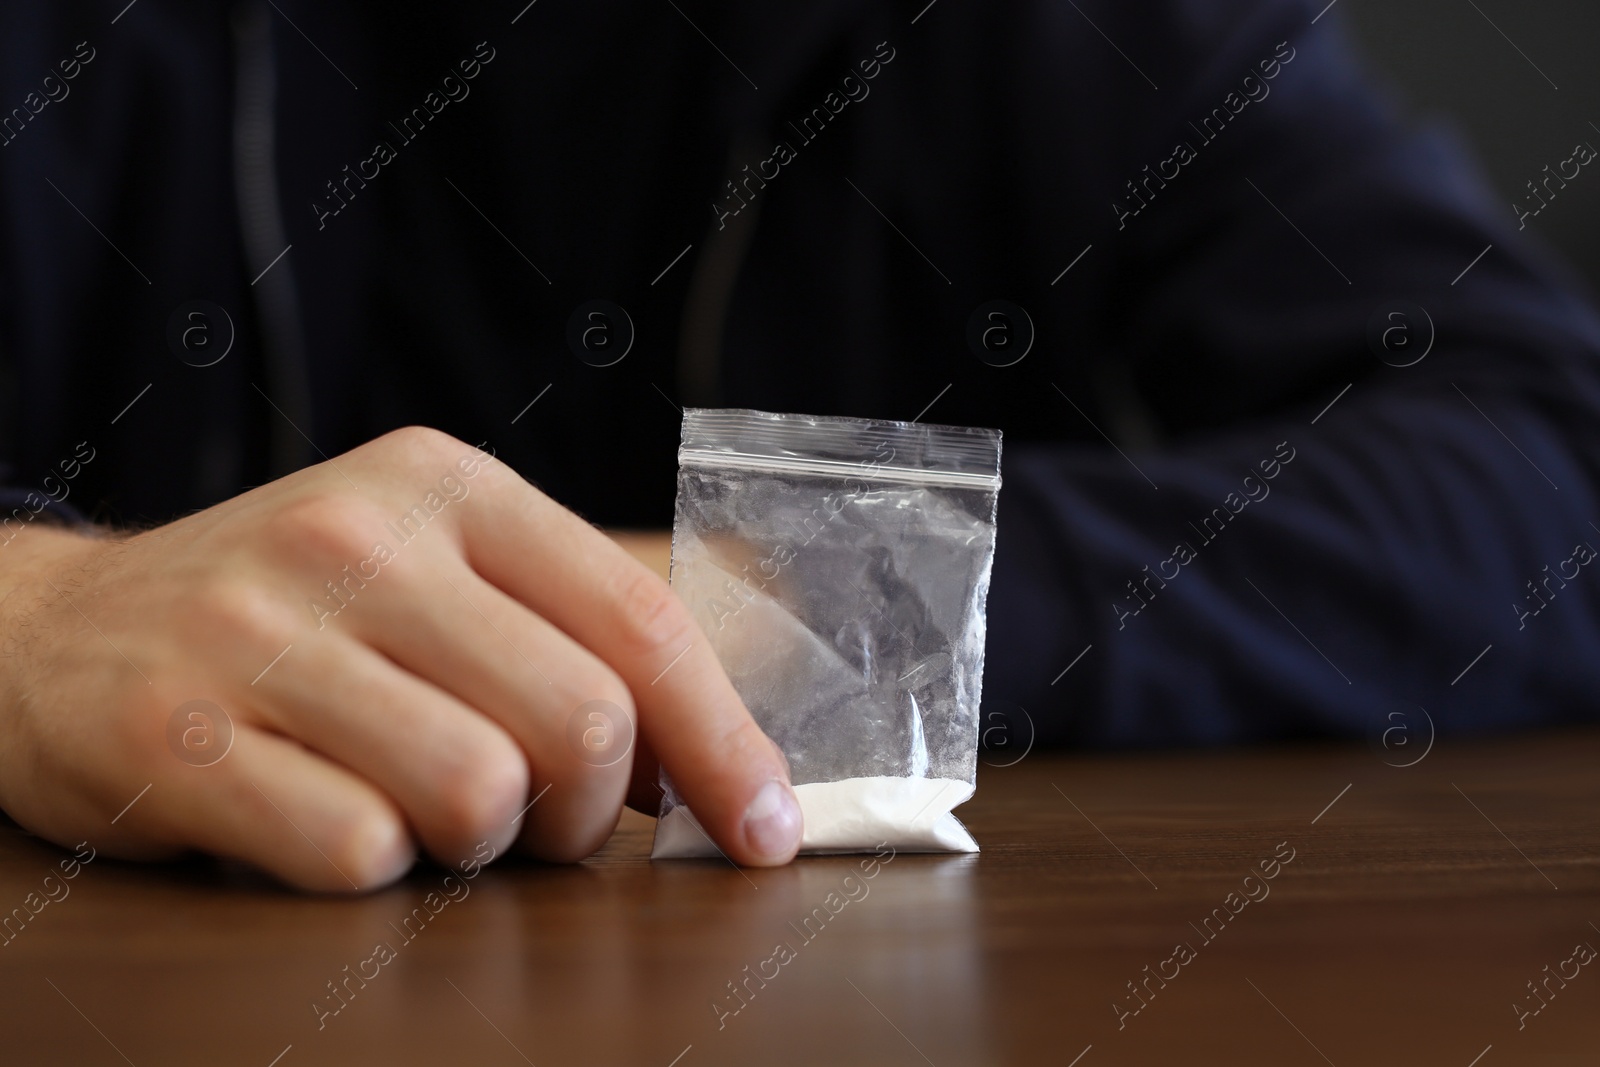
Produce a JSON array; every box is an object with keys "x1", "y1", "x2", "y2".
[{"x1": 650, "y1": 775, "x2": 978, "y2": 858}]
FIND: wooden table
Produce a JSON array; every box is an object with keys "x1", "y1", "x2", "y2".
[{"x1": 2, "y1": 729, "x2": 1597, "y2": 1066}]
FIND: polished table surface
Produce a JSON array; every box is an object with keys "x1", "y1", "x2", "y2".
[{"x1": 3, "y1": 729, "x2": 1598, "y2": 1066}]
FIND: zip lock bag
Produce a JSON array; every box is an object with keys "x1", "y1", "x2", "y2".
[{"x1": 651, "y1": 408, "x2": 1003, "y2": 858}]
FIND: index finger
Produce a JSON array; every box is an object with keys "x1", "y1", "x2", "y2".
[{"x1": 455, "y1": 451, "x2": 802, "y2": 866}]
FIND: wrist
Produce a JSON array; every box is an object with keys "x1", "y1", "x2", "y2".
[{"x1": 0, "y1": 522, "x2": 107, "y2": 614}]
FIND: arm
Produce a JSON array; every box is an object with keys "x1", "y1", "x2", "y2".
[
  {"x1": 0, "y1": 430, "x2": 800, "y2": 890},
  {"x1": 985, "y1": 0, "x2": 1600, "y2": 745}
]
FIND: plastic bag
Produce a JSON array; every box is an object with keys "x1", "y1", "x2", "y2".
[{"x1": 650, "y1": 408, "x2": 1002, "y2": 858}]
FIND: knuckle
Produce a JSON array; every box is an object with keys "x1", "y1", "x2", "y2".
[
  {"x1": 611, "y1": 568, "x2": 694, "y2": 658},
  {"x1": 720, "y1": 717, "x2": 779, "y2": 768},
  {"x1": 264, "y1": 493, "x2": 382, "y2": 567},
  {"x1": 560, "y1": 657, "x2": 635, "y2": 719},
  {"x1": 376, "y1": 425, "x2": 466, "y2": 467},
  {"x1": 195, "y1": 583, "x2": 295, "y2": 648}
]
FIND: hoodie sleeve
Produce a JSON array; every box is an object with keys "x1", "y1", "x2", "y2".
[
  {"x1": 982, "y1": 0, "x2": 1600, "y2": 747},
  {"x1": 0, "y1": 466, "x2": 89, "y2": 547}
]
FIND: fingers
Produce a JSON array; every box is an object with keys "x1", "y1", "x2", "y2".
[
  {"x1": 206, "y1": 428, "x2": 794, "y2": 874},
  {"x1": 330, "y1": 556, "x2": 636, "y2": 862},
  {"x1": 129, "y1": 725, "x2": 415, "y2": 894},
  {"x1": 249, "y1": 630, "x2": 529, "y2": 869},
  {"x1": 458, "y1": 469, "x2": 802, "y2": 866}
]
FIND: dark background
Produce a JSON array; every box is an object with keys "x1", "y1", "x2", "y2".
[{"x1": 1344, "y1": 0, "x2": 1600, "y2": 292}]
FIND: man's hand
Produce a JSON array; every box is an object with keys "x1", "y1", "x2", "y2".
[{"x1": 0, "y1": 427, "x2": 801, "y2": 891}]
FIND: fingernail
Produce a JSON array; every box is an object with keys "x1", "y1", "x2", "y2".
[{"x1": 743, "y1": 779, "x2": 803, "y2": 861}]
